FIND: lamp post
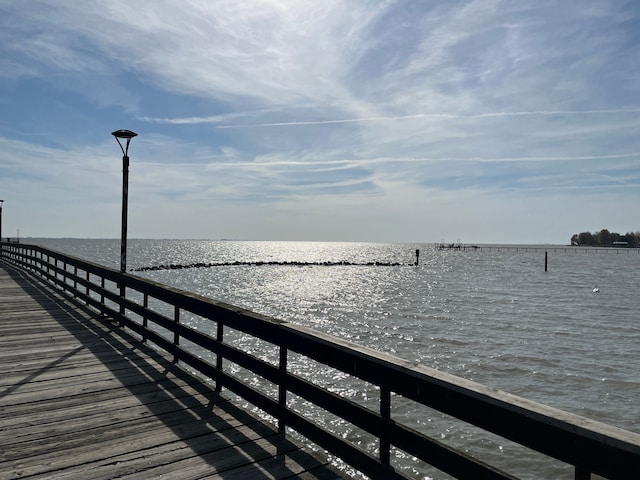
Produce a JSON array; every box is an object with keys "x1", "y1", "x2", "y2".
[
  {"x1": 0, "y1": 199, "x2": 4, "y2": 243},
  {"x1": 111, "y1": 130, "x2": 137, "y2": 273}
]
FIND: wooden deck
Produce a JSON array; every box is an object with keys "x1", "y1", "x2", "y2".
[{"x1": 0, "y1": 263, "x2": 344, "y2": 480}]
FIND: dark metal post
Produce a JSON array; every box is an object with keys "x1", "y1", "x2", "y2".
[
  {"x1": 0, "y1": 199, "x2": 4, "y2": 243},
  {"x1": 380, "y1": 386, "x2": 391, "y2": 464},
  {"x1": 278, "y1": 346, "x2": 288, "y2": 435},
  {"x1": 575, "y1": 466, "x2": 590, "y2": 480},
  {"x1": 111, "y1": 130, "x2": 137, "y2": 273},
  {"x1": 216, "y1": 322, "x2": 224, "y2": 392},
  {"x1": 112, "y1": 130, "x2": 136, "y2": 320},
  {"x1": 545, "y1": 251, "x2": 548, "y2": 272},
  {"x1": 121, "y1": 153, "x2": 129, "y2": 273},
  {"x1": 173, "y1": 306, "x2": 180, "y2": 363}
]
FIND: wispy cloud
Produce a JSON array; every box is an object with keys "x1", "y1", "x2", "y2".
[
  {"x1": 138, "y1": 109, "x2": 279, "y2": 125},
  {"x1": 209, "y1": 108, "x2": 640, "y2": 128},
  {"x1": 1, "y1": 0, "x2": 639, "y2": 241}
]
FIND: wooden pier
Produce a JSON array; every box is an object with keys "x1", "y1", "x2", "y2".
[
  {"x1": 0, "y1": 263, "x2": 342, "y2": 479},
  {"x1": 2, "y1": 242, "x2": 640, "y2": 480}
]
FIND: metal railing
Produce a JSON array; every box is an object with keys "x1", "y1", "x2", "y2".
[{"x1": 2, "y1": 242, "x2": 639, "y2": 479}]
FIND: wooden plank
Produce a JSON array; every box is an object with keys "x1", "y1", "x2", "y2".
[{"x1": 99, "y1": 436, "x2": 316, "y2": 480}]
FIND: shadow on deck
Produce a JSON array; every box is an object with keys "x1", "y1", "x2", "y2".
[{"x1": 0, "y1": 263, "x2": 343, "y2": 479}]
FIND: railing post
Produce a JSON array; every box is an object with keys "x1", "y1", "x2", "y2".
[
  {"x1": 142, "y1": 293, "x2": 148, "y2": 342},
  {"x1": 100, "y1": 277, "x2": 106, "y2": 316},
  {"x1": 575, "y1": 466, "x2": 590, "y2": 480},
  {"x1": 278, "y1": 346, "x2": 288, "y2": 435},
  {"x1": 215, "y1": 322, "x2": 223, "y2": 392},
  {"x1": 119, "y1": 283, "x2": 126, "y2": 316},
  {"x1": 380, "y1": 386, "x2": 391, "y2": 465},
  {"x1": 173, "y1": 306, "x2": 180, "y2": 363}
]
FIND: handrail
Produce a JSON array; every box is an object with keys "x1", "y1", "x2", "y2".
[{"x1": 2, "y1": 242, "x2": 639, "y2": 479}]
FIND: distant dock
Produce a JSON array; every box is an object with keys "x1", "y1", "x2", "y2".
[{"x1": 435, "y1": 243, "x2": 640, "y2": 253}]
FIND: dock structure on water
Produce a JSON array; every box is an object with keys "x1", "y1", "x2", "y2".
[
  {"x1": 2, "y1": 242, "x2": 640, "y2": 479},
  {"x1": 434, "y1": 243, "x2": 640, "y2": 254}
]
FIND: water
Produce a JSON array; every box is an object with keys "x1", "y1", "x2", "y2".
[{"x1": 26, "y1": 239, "x2": 640, "y2": 478}]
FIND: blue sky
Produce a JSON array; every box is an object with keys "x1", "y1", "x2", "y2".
[{"x1": 1, "y1": 0, "x2": 639, "y2": 243}]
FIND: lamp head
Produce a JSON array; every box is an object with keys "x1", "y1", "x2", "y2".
[
  {"x1": 111, "y1": 129, "x2": 137, "y2": 157},
  {"x1": 112, "y1": 129, "x2": 138, "y2": 139}
]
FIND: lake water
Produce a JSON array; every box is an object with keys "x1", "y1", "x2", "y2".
[{"x1": 26, "y1": 239, "x2": 640, "y2": 479}]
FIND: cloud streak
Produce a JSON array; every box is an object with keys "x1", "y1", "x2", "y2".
[
  {"x1": 136, "y1": 151, "x2": 640, "y2": 169},
  {"x1": 0, "y1": 0, "x2": 639, "y2": 242},
  {"x1": 214, "y1": 108, "x2": 640, "y2": 128}
]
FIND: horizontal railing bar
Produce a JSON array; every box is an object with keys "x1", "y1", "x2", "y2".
[
  {"x1": 125, "y1": 317, "x2": 179, "y2": 356},
  {"x1": 175, "y1": 347, "x2": 408, "y2": 480},
  {"x1": 113, "y1": 286, "x2": 619, "y2": 475},
  {"x1": 170, "y1": 320, "x2": 516, "y2": 479},
  {"x1": 390, "y1": 421, "x2": 516, "y2": 479},
  {"x1": 95, "y1": 282, "x2": 614, "y2": 477},
  {"x1": 249, "y1": 319, "x2": 640, "y2": 476},
  {"x1": 282, "y1": 371, "x2": 514, "y2": 479}
]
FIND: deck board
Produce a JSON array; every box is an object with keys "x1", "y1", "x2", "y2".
[{"x1": 0, "y1": 263, "x2": 344, "y2": 479}]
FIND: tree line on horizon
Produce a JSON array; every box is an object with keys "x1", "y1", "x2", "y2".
[{"x1": 570, "y1": 229, "x2": 640, "y2": 247}]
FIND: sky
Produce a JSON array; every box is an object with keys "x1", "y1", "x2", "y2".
[{"x1": 1, "y1": 0, "x2": 639, "y2": 244}]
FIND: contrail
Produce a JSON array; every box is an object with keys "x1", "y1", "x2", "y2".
[
  {"x1": 135, "y1": 151, "x2": 640, "y2": 169},
  {"x1": 214, "y1": 108, "x2": 640, "y2": 129},
  {"x1": 138, "y1": 108, "x2": 279, "y2": 125},
  {"x1": 478, "y1": 152, "x2": 640, "y2": 162},
  {"x1": 216, "y1": 115, "x2": 427, "y2": 128}
]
